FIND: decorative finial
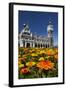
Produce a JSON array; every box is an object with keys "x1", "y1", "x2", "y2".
[
  {"x1": 49, "y1": 18, "x2": 52, "y2": 24},
  {"x1": 23, "y1": 24, "x2": 26, "y2": 27}
]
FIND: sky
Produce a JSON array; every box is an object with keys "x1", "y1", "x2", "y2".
[{"x1": 18, "y1": 11, "x2": 58, "y2": 46}]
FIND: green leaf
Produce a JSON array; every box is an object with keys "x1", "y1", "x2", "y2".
[{"x1": 19, "y1": 74, "x2": 24, "y2": 79}]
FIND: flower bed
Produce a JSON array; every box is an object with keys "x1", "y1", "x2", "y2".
[{"x1": 18, "y1": 47, "x2": 58, "y2": 79}]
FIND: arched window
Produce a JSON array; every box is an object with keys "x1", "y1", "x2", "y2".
[{"x1": 38, "y1": 44, "x2": 40, "y2": 48}]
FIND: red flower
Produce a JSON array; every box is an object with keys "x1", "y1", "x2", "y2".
[{"x1": 20, "y1": 68, "x2": 29, "y2": 74}]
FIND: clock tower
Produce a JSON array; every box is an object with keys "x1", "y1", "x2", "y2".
[{"x1": 47, "y1": 21, "x2": 54, "y2": 47}]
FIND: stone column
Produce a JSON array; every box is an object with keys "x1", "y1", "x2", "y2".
[
  {"x1": 37, "y1": 43, "x2": 38, "y2": 48},
  {"x1": 43, "y1": 44, "x2": 44, "y2": 48},
  {"x1": 25, "y1": 42, "x2": 27, "y2": 48},
  {"x1": 20, "y1": 40, "x2": 23, "y2": 47},
  {"x1": 40, "y1": 44, "x2": 41, "y2": 48},
  {"x1": 33, "y1": 43, "x2": 35, "y2": 48},
  {"x1": 44, "y1": 44, "x2": 45, "y2": 48},
  {"x1": 30, "y1": 42, "x2": 32, "y2": 47}
]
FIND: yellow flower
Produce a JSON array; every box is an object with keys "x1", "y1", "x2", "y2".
[
  {"x1": 31, "y1": 53, "x2": 38, "y2": 57},
  {"x1": 39, "y1": 50, "x2": 46, "y2": 55},
  {"x1": 45, "y1": 56, "x2": 50, "y2": 60},
  {"x1": 19, "y1": 64, "x2": 24, "y2": 68},
  {"x1": 39, "y1": 57, "x2": 45, "y2": 61},
  {"x1": 26, "y1": 61, "x2": 36, "y2": 67},
  {"x1": 18, "y1": 61, "x2": 21, "y2": 65},
  {"x1": 18, "y1": 54, "x2": 21, "y2": 58}
]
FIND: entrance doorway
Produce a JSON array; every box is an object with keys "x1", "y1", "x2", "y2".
[{"x1": 26, "y1": 43, "x2": 30, "y2": 47}]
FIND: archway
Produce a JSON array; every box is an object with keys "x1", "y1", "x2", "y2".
[
  {"x1": 26, "y1": 43, "x2": 30, "y2": 48},
  {"x1": 35, "y1": 43, "x2": 37, "y2": 47},
  {"x1": 41, "y1": 44, "x2": 42, "y2": 48}
]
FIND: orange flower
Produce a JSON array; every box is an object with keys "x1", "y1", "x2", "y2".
[
  {"x1": 18, "y1": 57, "x2": 26, "y2": 61},
  {"x1": 46, "y1": 50, "x2": 55, "y2": 56},
  {"x1": 24, "y1": 48, "x2": 29, "y2": 53},
  {"x1": 18, "y1": 58, "x2": 23, "y2": 61},
  {"x1": 20, "y1": 68, "x2": 29, "y2": 74},
  {"x1": 37, "y1": 60, "x2": 54, "y2": 70},
  {"x1": 54, "y1": 54, "x2": 58, "y2": 60}
]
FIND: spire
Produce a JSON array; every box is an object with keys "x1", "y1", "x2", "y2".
[
  {"x1": 48, "y1": 18, "x2": 53, "y2": 25},
  {"x1": 22, "y1": 23, "x2": 31, "y2": 34}
]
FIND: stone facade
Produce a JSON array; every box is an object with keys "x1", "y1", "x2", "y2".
[{"x1": 18, "y1": 21, "x2": 54, "y2": 48}]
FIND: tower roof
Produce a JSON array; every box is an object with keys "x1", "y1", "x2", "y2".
[{"x1": 20, "y1": 23, "x2": 31, "y2": 36}]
